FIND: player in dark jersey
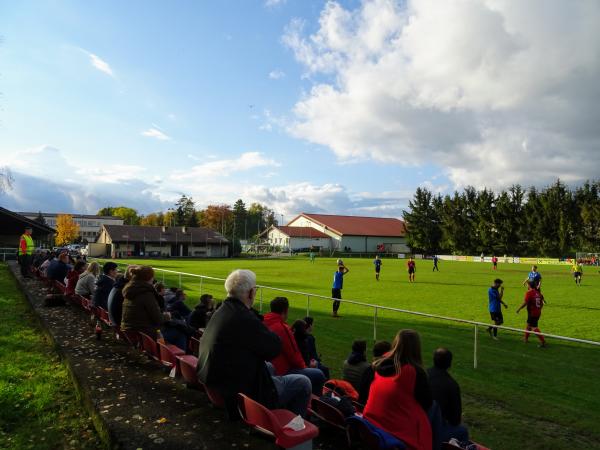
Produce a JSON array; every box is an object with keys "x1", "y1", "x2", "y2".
[
  {"x1": 407, "y1": 257, "x2": 416, "y2": 282},
  {"x1": 516, "y1": 281, "x2": 547, "y2": 347},
  {"x1": 523, "y1": 265, "x2": 542, "y2": 290},
  {"x1": 331, "y1": 261, "x2": 349, "y2": 317},
  {"x1": 487, "y1": 278, "x2": 508, "y2": 340},
  {"x1": 373, "y1": 255, "x2": 382, "y2": 281},
  {"x1": 432, "y1": 255, "x2": 439, "y2": 272},
  {"x1": 491, "y1": 255, "x2": 498, "y2": 270}
]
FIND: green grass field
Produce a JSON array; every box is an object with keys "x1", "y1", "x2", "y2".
[
  {"x1": 102, "y1": 256, "x2": 600, "y2": 449},
  {"x1": 0, "y1": 264, "x2": 103, "y2": 450}
]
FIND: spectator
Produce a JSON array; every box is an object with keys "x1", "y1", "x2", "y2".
[
  {"x1": 65, "y1": 261, "x2": 87, "y2": 296},
  {"x1": 108, "y1": 265, "x2": 136, "y2": 327},
  {"x1": 166, "y1": 289, "x2": 192, "y2": 320},
  {"x1": 197, "y1": 269, "x2": 311, "y2": 418},
  {"x1": 39, "y1": 252, "x2": 56, "y2": 277},
  {"x1": 358, "y1": 340, "x2": 392, "y2": 405},
  {"x1": 291, "y1": 320, "x2": 310, "y2": 364},
  {"x1": 188, "y1": 294, "x2": 215, "y2": 329},
  {"x1": 47, "y1": 252, "x2": 71, "y2": 283},
  {"x1": 153, "y1": 282, "x2": 167, "y2": 310},
  {"x1": 93, "y1": 262, "x2": 118, "y2": 309},
  {"x1": 343, "y1": 340, "x2": 370, "y2": 391},
  {"x1": 75, "y1": 261, "x2": 100, "y2": 298},
  {"x1": 427, "y1": 348, "x2": 469, "y2": 443},
  {"x1": 121, "y1": 265, "x2": 168, "y2": 338},
  {"x1": 303, "y1": 316, "x2": 330, "y2": 379},
  {"x1": 363, "y1": 329, "x2": 433, "y2": 450},
  {"x1": 18, "y1": 226, "x2": 34, "y2": 278},
  {"x1": 264, "y1": 297, "x2": 326, "y2": 395}
]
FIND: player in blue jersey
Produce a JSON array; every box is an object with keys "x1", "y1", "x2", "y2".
[
  {"x1": 332, "y1": 261, "x2": 349, "y2": 317},
  {"x1": 487, "y1": 278, "x2": 508, "y2": 340},
  {"x1": 373, "y1": 255, "x2": 382, "y2": 281},
  {"x1": 523, "y1": 265, "x2": 542, "y2": 290}
]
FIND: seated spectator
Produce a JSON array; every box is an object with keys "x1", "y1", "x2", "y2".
[
  {"x1": 47, "y1": 252, "x2": 71, "y2": 283},
  {"x1": 363, "y1": 329, "x2": 432, "y2": 450},
  {"x1": 153, "y1": 282, "x2": 167, "y2": 310},
  {"x1": 358, "y1": 340, "x2": 392, "y2": 405},
  {"x1": 197, "y1": 270, "x2": 311, "y2": 418},
  {"x1": 264, "y1": 297, "x2": 326, "y2": 395},
  {"x1": 343, "y1": 340, "x2": 370, "y2": 391},
  {"x1": 428, "y1": 348, "x2": 469, "y2": 443},
  {"x1": 188, "y1": 294, "x2": 215, "y2": 329},
  {"x1": 291, "y1": 319, "x2": 310, "y2": 363},
  {"x1": 39, "y1": 252, "x2": 56, "y2": 277},
  {"x1": 108, "y1": 265, "x2": 136, "y2": 327},
  {"x1": 65, "y1": 261, "x2": 87, "y2": 296},
  {"x1": 166, "y1": 288, "x2": 192, "y2": 320},
  {"x1": 303, "y1": 316, "x2": 330, "y2": 379},
  {"x1": 92, "y1": 262, "x2": 118, "y2": 309},
  {"x1": 121, "y1": 265, "x2": 168, "y2": 338},
  {"x1": 75, "y1": 261, "x2": 100, "y2": 298}
]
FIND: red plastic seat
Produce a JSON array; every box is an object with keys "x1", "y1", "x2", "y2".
[
  {"x1": 139, "y1": 332, "x2": 160, "y2": 360},
  {"x1": 176, "y1": 354, "x2": 202, "y2": 388},
  {"x1": 98, "y1": 307, "x2": 111, "y2": 326},
  {"x1": 309, "y1": 396, "x2": 347, "y2": 431},
  {"x1": 205, "y1": 385, "x2": 225, "y2": 408},
  {"x1": 53, "y1": 280, "x2": 66, "y2": 294},
  {"x1": 158, "y1": 340, "x2": 185, "y2": 374},
  {"x1": 188, "y1": 336, "x2": 201, "y2": 355},
  {"x1": 237, "y1": 393, "x2": 319, "y2": 449},
  {"x1": 120, "y1": 329, "x2": 141, "y2": 348}
]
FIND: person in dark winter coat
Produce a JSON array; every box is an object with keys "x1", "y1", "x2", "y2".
[
  {"x1": 108, "y1": 265, "x2": 137, "y2": 327},
  {"x1": 358, "y1": 340, "x2": 392, "y2": 405},
  {"x1": 343, "y1": 340, "x2": 370, "y2": 391},
  {"x1": 188, "y1": 294, "x2": 215, "y2": 329},
  {"x1": 197, "y1": 269, "x2": 311, "y2": 419},
  {"x1": 303, "y1": 316, "x2": 330, "y2": 379},
  {"x1": 121, "y1": 266, "x2": 167, "y2": 338},
  {"x1": 92, "y1": 262, "x2": 118, "y2": 309},
  {"x1": 166, "y1": 289, "x2": 192, "y2": 320},
  {"x1": 47, "y1": 252, "x2": 71, "y2": 283}
]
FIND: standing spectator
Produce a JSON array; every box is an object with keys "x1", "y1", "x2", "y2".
[
  {"x1": 331, "y1": 262, "x2": 349, "y2": 317},
  {"x1": 487, "y1": 278, "x2": 508, "y2": 340},
  {"x1": 363, "y1": 329, "x2": 432, "y2": 450},
  {"x1": 407, "y1": 257, "x2": 416, "y2": 282},
  {"x1": 516, "y1": 281, "x2": 547, "y2": 347},
  {"x1": 47, "y1": 252, "x2": 71, "y2": 283},
  {"x1": 166, "y1": 289, "x2": 192, "y2": 320},
  {"x1": 121, "y1": 266, "x2": 168, "y2": 338},
  {"x1": 303, "y1": 316, "x2": 330, "y2": 379},
  {"x1": 188, "y1": 294, "x2": 215, "y2": 329},
  {"x1": 18, "y1": 226, "x2": 34, "y2": 278},
  {"x1": 65, "y1": 261, "x2": 86, "y2": 296},
  {"x1": 197, "y1": 269, "x2": 311, "y2": 418},
  {"x1": 343, "y1": 340, "x2": 371, "y2": 391},
  {"x1": 432, "y1": 255, "x2": 439, "y2": 272},
  {"x1": 93, "y1": 262, "x2": 118, "y2": 309},
  {"x1": 358, "y1": 340, "x2": 392, "y2": 405},
  {"x1": 75, "y1": 261, "x2": 100, "y2": 298},
  {"x1": 427, "y1": 348, "x2": 469, "y2": 443},
  {"x1": 264, "y1": 297, "x2": 326, "y2": 395}
]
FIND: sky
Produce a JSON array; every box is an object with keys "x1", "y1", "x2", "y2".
[{"x1": 1, "y1": 0, "x2": 599, "y2": 222}]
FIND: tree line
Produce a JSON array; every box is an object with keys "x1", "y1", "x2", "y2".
[
  {"x1": 402, "y1": 180, "x2": 600, "y2": 257},
  {"x1": 98, "y1": 196, "x2": 278, "y2": 242}
]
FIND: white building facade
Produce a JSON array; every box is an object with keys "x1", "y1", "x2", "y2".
[
  {"x1": 19, "y1": 212, "x2": 124, "y2": 242},
  {"x1": 263, "y1": 226, "x2": 331, "y2": 251}
]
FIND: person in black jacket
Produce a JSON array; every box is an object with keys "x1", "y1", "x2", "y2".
[
  {"x1": 197, "y1": 269, "x2": 311, "y2": 419},
  {"x1": 188, "y1": 294, "x2": 215, "y2": 329},
  {"x1": 303, "y1": 316, "x2": 330, "y2": 379},
  {"x1": 427, "y1": 348, "x2": 469, "y2": 443},
  {"x1": 93, "y1": 262, "x2": 118, "y2": 309},
  {"x1": 47, "y1": 252, "x2": 71, "y2": 283},
  {"x1": 166, "y1": 289, "x2": 192, "y2": 320},
  {"x1": 358, "y1": 340, "x2": 392, "y2": 405}
]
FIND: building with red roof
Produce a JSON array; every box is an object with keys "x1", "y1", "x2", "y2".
[{"x1": 266, "y1": 213, "x2": 409, "y2": 253}]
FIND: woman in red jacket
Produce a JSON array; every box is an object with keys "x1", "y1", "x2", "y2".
[{"x1": 363, "y1": 329, "x2": 433, "y2": 450}]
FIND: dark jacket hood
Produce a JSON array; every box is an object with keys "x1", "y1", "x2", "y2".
[
  {"x1": 122, "y1": 280, "x2": 156, "y2": 299},
  {"x1": 114, "y1": 276, "x2": 128, "y2": 290},
  {"x1": 375, "y1": 357, "x2": 397, "y2": 377},
  {"x1": 96, "y1": 274, "x2": 115, "y2": 289}
]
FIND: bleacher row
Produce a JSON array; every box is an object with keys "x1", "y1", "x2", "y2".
[{"x1": 35, "y1": 268, "x2": 480, "y2": 450}]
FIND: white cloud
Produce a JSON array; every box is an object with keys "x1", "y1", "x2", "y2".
[
  {"x1": 83, "y1": 50, "x2": 115, "y2": 77},
  {"x1": 265, "y1": 0, "x2": 286, "y2": 8},
  {"x1": 268, "y1": 69, "x2": 286, "y2": 79},
  {"x1": 172, "y1": 151, "x2": 280, "y2": 180},
  {"x1": 284, "y1": 0, "x2": 600, "y2": 189},
  {"x1": 141, "y1": 127, "x2": 171, "y2": 141}
]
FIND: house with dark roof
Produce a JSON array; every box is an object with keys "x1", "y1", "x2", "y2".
[
  {"x1": 0, "y1": 207, "x2": 55, "y2": 250},
  {"x1": 96, "y1": 225, "x2": 229, "y2": 258},
  {"x1": 286, "y1": 213, "x2": 409, "y2": 253},
  {"x1": 261, "y1": 225, "x2": 332, "y2": 251}
]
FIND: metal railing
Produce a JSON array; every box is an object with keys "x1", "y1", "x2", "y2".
[
  {"x1": 101, "y1": 262, "x2": 600, "y2": 369},
  {"x1": 0, "y1": 248, "x2": 18, "y2": 261}
]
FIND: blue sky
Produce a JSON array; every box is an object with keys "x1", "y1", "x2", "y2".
[{"x1": 1, "y1": 0, "x2": 599, "y2": 221}]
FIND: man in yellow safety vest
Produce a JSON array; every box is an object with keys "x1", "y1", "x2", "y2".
[{"x1": 19, "y1": 227, "x2": 34, "y2": 278}]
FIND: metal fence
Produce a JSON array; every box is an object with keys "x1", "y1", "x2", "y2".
[
  {"x1": 99, "y1": 261, "x2": 600, "y2": 370},
  {"x1": 0, "y1": 248, "x2": 18, "y2": 261}
]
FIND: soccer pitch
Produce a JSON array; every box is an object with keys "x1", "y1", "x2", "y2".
[{"x1": 107, "y1": 256, "x2": 600, "y2": 450}]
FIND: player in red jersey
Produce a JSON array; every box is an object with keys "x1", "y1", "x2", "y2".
[
  {"x1": 516, "y1": 281, "x2": 547, "y2": 347},
  {"x1": 407, "y1": 257, "x2": 416, "y2": 282}
]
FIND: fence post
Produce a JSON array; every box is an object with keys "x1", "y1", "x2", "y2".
[
  {"x1": 199, "y1": 277, "x2": 203, "y2": 296},
  {"x1": 306, "y1": 295, "x2": 310, "y2": 317},
  {"x1": 178, "y1": 273, "x2": 182, "y2": 288},
  {"x1": 373, "y1": 307, "x2": 378, "y2": 342},
  {"x1": 474, "y1": 324, "x2": 478, "y2": 369}
]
